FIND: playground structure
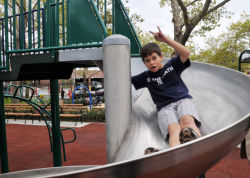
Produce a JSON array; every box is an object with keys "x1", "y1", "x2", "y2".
[
  {"x1": 0, "y1": 0, "x2": 249, "y2": 177},
  {"x1": 0, "y1": 0, "x2": 141, "y2": 173}
]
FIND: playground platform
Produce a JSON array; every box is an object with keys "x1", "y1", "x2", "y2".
[{"x1": 1, "y1": 122, "x2": 249, "y2": 177}]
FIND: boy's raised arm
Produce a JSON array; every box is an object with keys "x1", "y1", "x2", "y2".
[{"x1": 150, "y1": 27, "x2": 190, "y2": 63}]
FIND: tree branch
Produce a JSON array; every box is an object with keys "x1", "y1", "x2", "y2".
[
  {"x1": 186, "y1": 0, "x2": 199, "y2": 7},
  {"x1": 192, "y1": 0, "x2": 212, "y2": 26},
  {"x1": 176, "y1": 0, "x2": 190, "y2": 28},
  {"x1": 206, "y1": 0, "x2": 231, "y2": 15},
  {"x1": 87, "y1": 71, "x2": 101, "y2": 79},
  {"x1": 199, "y1": 0, "x2": 212, "y2": 20},
  {"x1": 15, "y1": 1, "x2": 21, "y2": 10},
  {"x1": 32, "y1": 2, "x2": 38, "y2": 11}
]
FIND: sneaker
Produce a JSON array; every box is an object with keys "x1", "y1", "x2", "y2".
[
  {"x1": 144, "y1": 147, "x2": 160, "y2": 155},
  {"x1": 179, "y1": 128, "x2": 199, "y2": 144}
]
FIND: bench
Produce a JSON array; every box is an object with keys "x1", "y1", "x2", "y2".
[
  {"x1": 6, "y1": 112, "x2": 82, "y2": 122},
  {"x1": 4, "y1": 103, "x2": 104, "y2": 124}
]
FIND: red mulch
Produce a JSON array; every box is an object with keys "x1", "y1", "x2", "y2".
[{"x1": 0, "y1": 123, "x2": 249, "y2": 177}]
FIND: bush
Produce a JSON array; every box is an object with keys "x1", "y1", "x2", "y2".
[
  {"x1": 82, "y1": 108, "x2": 105, "y2": 122},
  {"x1": 4, "y1": 97, "x2": 12, "y2": 104}
]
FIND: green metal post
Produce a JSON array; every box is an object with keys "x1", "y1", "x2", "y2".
[
  {"x1": 62, "y1": 0, "x2": 65, "y2": 46},
  {"x1": 104, "y1": 0, "x2": 107, "y2": 26},
  {"x1": 37, "y1": 0, "x2": 41, "y2": 48},
  {"x1": 46, "y1": 0, "x2": 51, "y2": 47},
  {"x1": 238, "y1": 60, "x2": 241, "y2": 72},
  {"x1": 112, "y1": 0, "x2": 115, "y2": 34},
  {"x1": 0, "y1": 82, "x2": 9, "y2": 173},
  {"x1": 20, "y1": 0, "x2": 24, "y2": 49},
  {"x1": 28, "y1": 0, "x2": 32, "y2": 49},
  {"x1": 50, "y1": 79, "x2": 62, "y2": 167},
  {"x1": 12, "y1": 0, "x2": 16, "y2": 49},
  {"x1": 66, "y1": 0, "x2": 70, "y2": 45},
  {"x1": 43, "y1": 1, "x2": 47, "y2": 47},
  {"x1": 4, "y1": 0, "x2": 9, "y2": 50},
  {"x1": 56, "y1": 0, "x2": 60, "y2": 46},
  {"x1": 4, "y1": 0, "x2": 9, "y2": 70},
  {"x1": 50, "y1": 0, "x2": 61, "y2": 167}
]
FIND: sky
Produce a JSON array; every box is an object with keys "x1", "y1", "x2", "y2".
[{"x1": 126, "y1": 0, "x2": 250, "y2": 49}]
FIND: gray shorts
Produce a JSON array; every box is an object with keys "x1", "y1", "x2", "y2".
[{"x1": 158, "y1": 98, "x2": 201, "y2": 140}]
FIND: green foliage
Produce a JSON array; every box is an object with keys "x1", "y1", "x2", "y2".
[
  {"x1": 4, "y1": 97, "x2": 27, "y2": 104},
  {"x1": 159, "y1": 0, "x2": 170, "y2": 7},
  {"x1": 192, "y1": 2, "x2": 233, "y2": 37},
  {"x1": 32, "y1": 96, "x2": 51, "y2": 106},
  {"x1": 4, "y1": 97, "x2": 12, "y2": 104},
  {"x1": 191, "y1": 14, "x2": 250, "y2": 71},
  {"x1": 83, "y1": 108, "x2": 105, "y2": 122}
]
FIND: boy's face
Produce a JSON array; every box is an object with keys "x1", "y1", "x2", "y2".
[{"x1": 143, "y1": 52, "x2": 164, "y2": 72}]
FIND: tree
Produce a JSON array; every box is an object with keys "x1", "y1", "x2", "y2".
[
  {"x1": 192, "y1": 14, "x2": 250, "y2": 71},
  {"x1": 159, "y1": 0, "x2": 232, "y2": 45}
]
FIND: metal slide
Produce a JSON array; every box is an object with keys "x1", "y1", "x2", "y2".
[{"x1": 1, "y1": 59, "x2": 250, "y2": 178}]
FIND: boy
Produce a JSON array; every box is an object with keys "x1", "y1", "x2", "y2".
[{"x1": 132, "y1": 27, "x2": 201, "y2": 154}]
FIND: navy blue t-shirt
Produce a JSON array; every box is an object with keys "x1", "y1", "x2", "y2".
[{"x1": 132, "y1": 55, "x2": 192, "y2": 111}]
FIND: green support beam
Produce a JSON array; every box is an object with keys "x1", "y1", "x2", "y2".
[
  {"x1": 50, "y1": 0, "x2": 62, "y2": 167},
  {"x1": 0, "y1": 82, "x2": 9, "y2": 173},
  {"x1": 50, "y1": 79, "x2": 62, "y2": 167}
]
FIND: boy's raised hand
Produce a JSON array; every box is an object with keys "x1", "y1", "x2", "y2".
[
  {"x1": 149, "y1": 26, "x2": 167, "y2": 42},
  {"x1": 150, "y1": 26, "x2": 190, "y2": 63}
]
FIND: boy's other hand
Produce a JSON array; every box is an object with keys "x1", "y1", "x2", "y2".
[{"x1": 150, "y1": 26, "x2": 167, "y2": 43}]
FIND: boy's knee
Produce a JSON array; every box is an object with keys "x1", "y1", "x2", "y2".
[{"x1": 180, "y1": 115, "x2": 195, "y2": 127}]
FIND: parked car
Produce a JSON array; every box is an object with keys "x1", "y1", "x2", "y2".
[
  {"x1": 95, "y1": 88, "x2": 104, "y2": 96},
  {"x1": 74, "y1": 89, "x2": 84, "y2": 98}
]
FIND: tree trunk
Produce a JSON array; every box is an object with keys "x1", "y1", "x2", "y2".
[{"x1": 171, "y1": 0, "x2": 183, "y2": 43}]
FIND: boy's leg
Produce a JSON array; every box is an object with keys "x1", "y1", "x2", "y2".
[
  {"x1": 158, "y1": 103, "x2": 180, "y2": 143},
  {"x1": 180, "y1": 115, "x2": 201, "y2": 137},
  {"x1": 176, "y1": 98, "x2": 201, "y2": 137},
  {"x1": 168, "y1": 123, "x2": 181, "y2": 147}
]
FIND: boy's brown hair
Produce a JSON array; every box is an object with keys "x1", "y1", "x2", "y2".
[{"x1": 140, "y1": 42, "x2": 162, "y2": 62}]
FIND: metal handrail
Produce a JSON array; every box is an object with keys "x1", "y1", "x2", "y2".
[
  {"x1": 238, "y1": 50, "x2": 250, "y2": 72},
  {"x1": 4, "y1": 84, "x2": 77, "y2": 162},
  {"x1": 6, "y1": 43, "x2": 103, "y2": 54},
  {"x1": 2, "y1": 0, "x2": 107, "y2": 68},
  {"x1": 1, "y1": 0, "x2": 141, "y2": 72}
]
